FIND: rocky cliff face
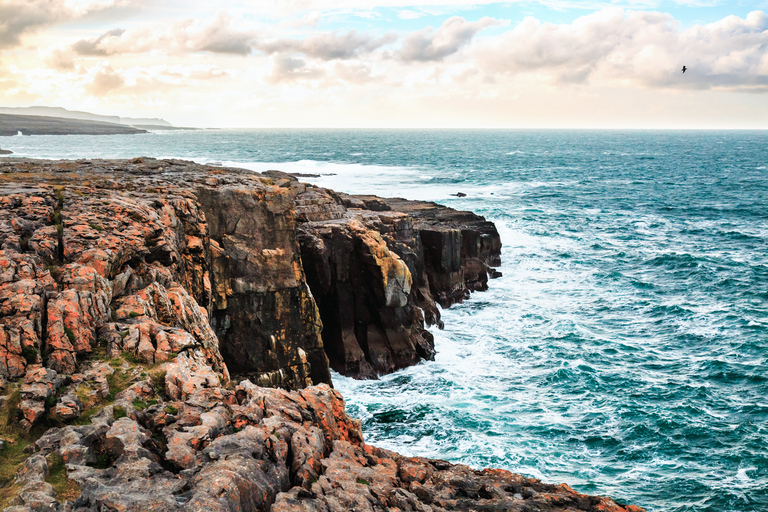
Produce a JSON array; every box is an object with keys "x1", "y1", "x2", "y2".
[{"x1": 0, "y1": 158, "x2": 643, "y2": 512}]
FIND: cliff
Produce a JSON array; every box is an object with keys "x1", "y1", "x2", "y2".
[{"x1": 0, "y1": 158, "x2": 643, "y2": 512}]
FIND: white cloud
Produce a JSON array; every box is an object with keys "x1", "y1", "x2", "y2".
[
  {"x1": 475, "y1": 8, "x2": 768, "y2": 91},
  {"x1": 398, "y1": 10, "x2": 426, "y2": 20}
]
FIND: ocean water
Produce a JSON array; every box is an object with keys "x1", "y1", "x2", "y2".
[{"x1": 3, "y1": 129, "x2": 767, "y2": 512}]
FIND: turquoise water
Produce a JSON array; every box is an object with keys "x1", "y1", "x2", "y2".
[{"x1": 3, "y1": 129, "x2": 767, "y2": 511}]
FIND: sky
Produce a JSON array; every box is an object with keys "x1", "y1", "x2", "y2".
[{"x1": 0, "y1": 0, "x2": 767, "y2": 128}]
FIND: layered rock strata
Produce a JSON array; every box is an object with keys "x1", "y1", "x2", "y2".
[
  {"x1": 0, "y1": 158, "x2": 500, "y2": 387},
  {"x1": 0, "y1": 158, "x2": 644, "y2": 512}
]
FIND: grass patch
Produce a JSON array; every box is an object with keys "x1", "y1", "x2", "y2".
[
  {"x1": 150, "y1": 371, "x2": 167, "y2": 400},
  {"x1": 163, "y1": 405, "x2": 178, "y2": 415},
  {"x1": 113, "y1": 406, "x2": 127, "y2": 419},
  {"x1": 122, "y1": 352, "x2": 141, "y2": 365},
  {"x1": 131, "y1": 400, "x2": 147, "y2": 411},
  {"x1": 0, "y1": 386, "x2": 61, "y2": 508},
  {"x1": 46, "y1": 452, "x2": 80, "y2": 501},
  {"x1": 63, "y1": 327, "x2": 76, "y2": 345},
  {"x1": 21, "y1": 345, "x2": 38, "y2": 364},
  {"x1": 88, "y1": 222, "x2": 104, "y2": 232},
  {"x1": 128, "y1": 311, "x2": 141, "y2": 318},
  {"x1": 105, "y1": 368, "x2": 132, "y2": 402},
  {"x1": 356, "y1": 478, "x2": 370, "y2": 486}
]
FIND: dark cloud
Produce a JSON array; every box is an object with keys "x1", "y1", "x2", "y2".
[
  {"x1": 266, "y1": 55, "x2": 325, "y2": 84},
  {"x1": 190, "y1": 13, "x2": 254, "y2": 55},
  {"x1": 257, "y1": 30, "x2": 395, "y2": 60},
  {"x1": 67, "y1": 12, "x2": 256, "y2": 57},
  {"x1": 72, "y1": 28, "x2": 126, "y2": 56},
  {"x1": 0, "y1": 0, "x2": 62, "y2": 49},
  {"x1": 0, "y1": 0, "x2": 126, "y2": 50},
  {"x1": 398, "y1": 16, "x2": 500, "y2": 62}
]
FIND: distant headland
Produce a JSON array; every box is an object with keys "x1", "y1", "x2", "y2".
[{"x1": 0, "y1": 106, "x2": 192, "y2": 137}]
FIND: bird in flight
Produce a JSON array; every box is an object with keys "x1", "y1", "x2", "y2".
[{"x1": 682, "y1": 66, "x2": 687, "y2": 73}]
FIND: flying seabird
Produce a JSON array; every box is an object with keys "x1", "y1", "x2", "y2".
[{"x1": 682, "y1": 66, "x2": 687, "y2": 73}]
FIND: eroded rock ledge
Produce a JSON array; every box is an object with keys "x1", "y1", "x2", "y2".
[{"x1": 0, "y1": 158, "x2": 643, "y2": 512}]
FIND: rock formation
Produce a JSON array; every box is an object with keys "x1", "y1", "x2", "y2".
[{"x1": 0, "y1": 158, "x2": 643, "y2": 511}]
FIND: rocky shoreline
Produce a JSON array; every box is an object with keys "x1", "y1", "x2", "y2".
[{"x1": 0, "y1": 158, "x2": 643, "y2": 511}]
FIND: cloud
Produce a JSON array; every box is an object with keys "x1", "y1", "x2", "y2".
[
  {"x1": 398, "y1": 10, "x2": 426, "y2": 20},
  {"x1": 333, "y1": 61, "x2": 375, "y2": 84},
  {"x1": 0, "y1": 0, "x2": 127, "y2": 50},
  {"x1": 69, "y1": 12, "x2": 256, "y2": 57},
  {"x1": 41, "y1": 45, "x2": 77, "y2": 71},
  {"x1": 0, "y1": 0, "x2": 63, "y2": 49},
  {"x1": 257, "y1": 30, "x2": 396, "y2": 60},
  {"x1": 72, "y1": 28, "x2": 126, "y2": 56},
  {"x1": 398, "y1": 16, "x2": 502, "y2": 62},
  {"x1": 87, "y1": 66, "x2": 125, "y2": 95},
  {"x1": 265, "y1": 55, "x2": 325, "y2": 84},
  {"x1": 475, "y1": 8, "x2": 768, "y2": 91},
  {"x1": 187, "y1": 13, "x2": 255, "y2": 55}
]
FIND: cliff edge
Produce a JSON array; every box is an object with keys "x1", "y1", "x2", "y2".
[{"x1": 0, "y1": 158, "x2": 643, "y2": 512}]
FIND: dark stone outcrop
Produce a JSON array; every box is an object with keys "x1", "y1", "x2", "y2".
[
  {"x1": 0, "y1": 158, "x2": 644, "y2": 512},
  {"x1": 0, "y1": 158, "x2": 500, "y2": 387},
  {"x1": 0, "y1": 149, "x2": 12, "y2": 155},
  {"x1": 294, "y1": 188, "x2": 502, "y2": 377}
]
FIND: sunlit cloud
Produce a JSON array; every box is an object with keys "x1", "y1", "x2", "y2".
[
  {"x1": 0, "y1": 0, "x2": 765, "y2": 128},
  {"x1": 474, "y1": 9, "x2": 768, "y2": 91}
]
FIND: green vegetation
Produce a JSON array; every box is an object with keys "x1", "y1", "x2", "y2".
[
  {"x1": 45, "y1": 452, "x2": 80, "y2": 501},
  {"x1": 163, "y1": 405, "x2": 178, "y2": 415},
  {"x1": 0, "y1": 386, "x2": 56, "y2": 508},
  {"x1": 88, "y1": 222, "x2": 104, "y2": 231},
  {"x1": 150, "y1": 371, "x2": 167, "y2": 400},
  {"x1": 106, "y1": 368, "x2": 132, "y2": 402},
  {"x1": 122, "y1": 351, "x2": 141, "y2": 365},
  {"x1": 356, "y1": 478, "x2": 370, "y2": 486},
  {"x1": 21, "y1": 345, "x2": 38, "y2": 364},
  {"x1": 0, "y1": 348, "x2": 170, "y2": 506},
  {"x1": 128, "y1": 311, "x2": 141, "y2": 318},
  {"x1": 63, "y1": 326, "x2": 76, "y2": 345}
]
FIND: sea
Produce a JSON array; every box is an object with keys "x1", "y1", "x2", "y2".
[{"x1": 2, "y1": 129, "x2": 767, "y2": 512}]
